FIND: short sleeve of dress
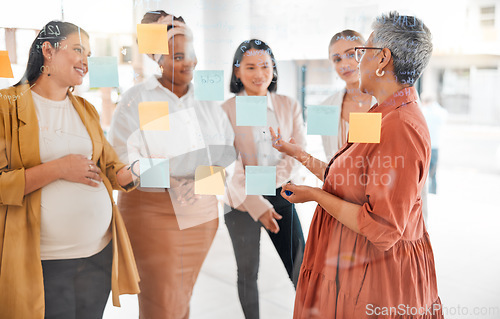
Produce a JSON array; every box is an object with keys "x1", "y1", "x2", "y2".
[{"x1": 357, "y1": 115, "x2": 429, "y2": 251}]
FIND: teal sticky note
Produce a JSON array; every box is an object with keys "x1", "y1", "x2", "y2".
[
  {"x1": 88, "y1": 56, "x2": 119, "y2": 88},
  {"x1": 194, "y1": 70, "x2": 224, "y2": 101},
  {"x1": 245, "y1": 166, "x2": 276, "y2": 196},
  {"x1": 140, "y1": 158, "x2": 170, "y2": 188},
  {"x1": 236, "y1": 96, "x2": 267, "y2": 126},
  {"x1": 306, "y1": 105, "x2": 341, "y2": 135}
]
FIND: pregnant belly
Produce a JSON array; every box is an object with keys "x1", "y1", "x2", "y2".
[{"x1": 40, "y1": 179, "x2": 113, "y2": 251}]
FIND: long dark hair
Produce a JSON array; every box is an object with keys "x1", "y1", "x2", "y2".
[
  {"x1": 141, "y1": 10, "x2": 185, "y2": 29},
  {"x1": 15, "y1": 21, "x2": 88, "y2": 86},
  {"x1": 229, "y1": 39, "x2": 278, "y2": 94}
]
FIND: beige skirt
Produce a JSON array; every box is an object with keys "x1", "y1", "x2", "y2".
[{"x1": 118, "y1": 189, "x2": 218, "y2": 319}]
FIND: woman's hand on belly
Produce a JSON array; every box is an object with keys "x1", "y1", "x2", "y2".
[{"x1": 57, "y1": 154, "x2": 102, "y2": 187}]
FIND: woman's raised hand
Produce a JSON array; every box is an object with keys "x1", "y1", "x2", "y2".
[
  {"x1": 269, "y1": 127, "x2": 302, "y2": 159},
  {"x1": 58, "y1": 154, "x2": 102, "y2": 187}
]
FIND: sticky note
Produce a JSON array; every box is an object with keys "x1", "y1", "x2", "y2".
[
  {"x1": 195, "y1": 166, "x2": 226, "y2": 195},
  {"x1": 138, "y1": 102, "x2": 169, "y2": 131},
  {"x1": 88, "y1": 57, "x2": 119, "y2": 88},
  {"x1": 348, "y1": 113, "x2": 382, "y2": 143},
  {"x1": 137, "y1": 24, "x2": 169, "y2": 54},
  {"x1": 307, "y1": 105, "x2": 341, "y2": 135},
  {"x1": 245, "y1": 166, "x2": 276, "y2": 196},
  {"x1": 236, "y1": 96, "x2": 267, "y2": 126},
  {"x1": 194, "y1": 70, "x2": 224, "y2": 101},
  {"x1": 0, "y1": 51, "x2": 14, "y2": 78},
  {"x1": 140, "y1": 158, "x2": 170, "y2": 188}
]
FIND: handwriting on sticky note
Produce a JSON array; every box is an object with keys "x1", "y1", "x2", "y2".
[
  {"x1": 348, "y1": 113, "x2": 382, "y2": 143},
  {"x1": 306, "y1": 105, "x2": 340, "y2": 135},
  {"x1": 138, "y1": 102, "x2": 170, "y2": 131},
  {"x1": 88, "y1": 57, "x2": 119, "y2": 88},
  {"x1": 194, "y1": 166, "x2": 226, "y2": 195},
  {"x1": 140, "y1": 158, "x2": 170, "y2": 188},
  {"x1": 0, "y1": 51, "x2": 14, "y2": 78},
  {"x1": 137, "y1": 24, "x2": 169, "y2": 55},
  {"x1": 245, "y1": 166, "x2": 276, "y2": 196},
  {"x1": 194, "y1": 70, "x2": 224, "y2": 101},
  {"x1": 236, "y1": 96, "x2": 267, "y2": 126}
]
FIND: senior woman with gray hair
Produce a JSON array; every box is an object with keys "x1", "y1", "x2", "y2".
[{"x1": 270, "y1": 11, "x2": 443, "y2": 318}]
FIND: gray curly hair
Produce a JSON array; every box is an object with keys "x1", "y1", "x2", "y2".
[{"x1": 372, "y1": 11, "x2": 433, "y2": 85}]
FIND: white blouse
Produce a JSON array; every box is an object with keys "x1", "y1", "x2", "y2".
[
  {"x1": 108, "y1": 76, "x2": 235, "y2": 229},
  {"x1": 109, "y1": 75, "x2": 235, "y2": 171}
]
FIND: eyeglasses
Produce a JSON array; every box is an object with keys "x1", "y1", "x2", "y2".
[{"x1": 354, "y1": 47, "x2": 384, "y2": 63}]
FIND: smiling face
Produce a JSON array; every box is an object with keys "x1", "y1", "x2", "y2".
[
  {"x1": 329, "y1": 38, "x2": 362, "y2": 86},
  {"x1": 44, "y1": 32, "x2": 90, "y2": 87},
  {"x1": 235, "y1": 49, "x2": 274, "y2": 96},
  {"x1": 158, "y1": 35, "x2": 197, "y2": 87}
]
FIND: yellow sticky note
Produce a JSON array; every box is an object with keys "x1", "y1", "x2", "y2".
[
  {"x1": 195, "y1": 166, "x2": 226, "y2": 195},
  {"x1": 138, "y1": 102, "x2": 170, "y2": 131},
  {"x1": 348, "y1": 113, "x2": 382, "y2": 143},
  {"x1": 137, "y1": 24, "x2": 169, "y2": 54},
  {"x1": 0, "y1": 51, "x2": 14, "y2": 78}
]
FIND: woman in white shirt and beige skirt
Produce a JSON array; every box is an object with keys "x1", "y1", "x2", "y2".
[{"x1": 108, "y1": 11, "x2": 235, "y2": 319}]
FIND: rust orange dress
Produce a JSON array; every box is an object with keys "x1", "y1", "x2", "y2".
[{"x1": 294, "y1": 87, "x2": 443, "y2": 318}]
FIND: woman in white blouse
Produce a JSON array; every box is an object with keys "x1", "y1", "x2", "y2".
[
  {"x1": 221, "y1": 39, "x2": 306, "y2": 319},
  {"x1": 108, "y1": 11, "x2": 235, "y2": 319}
]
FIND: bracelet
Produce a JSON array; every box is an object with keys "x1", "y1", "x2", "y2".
[
  {"x1": 300, "y1": 153, "x2": 312, "y2": 165},
  {"x1": 127, "y1": 159, "x2": 140, "y2": 178}
]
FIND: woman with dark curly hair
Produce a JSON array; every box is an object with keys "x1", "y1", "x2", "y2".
[{"x1": 109, "y1": 10, "x2": 235, "y2": 319}]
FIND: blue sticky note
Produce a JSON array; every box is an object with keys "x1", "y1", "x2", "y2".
[
  {"x1": 140, "y1": 158, "x2": 170, "y2": 188},
  {"x1": 88, "y1": 56, "x2": 119, "y2": 88},
  {"x1": 306, "y1": 105, "x2": 341, "y2": 135},
  {"x1": 245, "y1": 166, "x2": 276, "y2": 196},
  {"x1": 236, "y1": 96, "x2": 267, "y2": 126},
  {"x1": 194, "y1": 70, "x2": 224, "y2": 101}
]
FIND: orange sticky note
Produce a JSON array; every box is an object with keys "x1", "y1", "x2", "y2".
[
  {"x1": 0, "y1": 51, "x2": 14, "y2": 78},
  {"x1": 137, "y1": 24, "x2": 169, "y2": 54},
  {"x1": 195, "y1": 166, "x2": 226, "y2": 195},
  {"x1": 138, "y1": 102, "x2": 170, "y2": 131},
  {"x1": 348, "y1": 113, "x2": 382, "y2": 143}
]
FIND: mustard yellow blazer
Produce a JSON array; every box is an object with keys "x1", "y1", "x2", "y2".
[{"x1": 0, "y1": 84, "x2": 140, "y2": 319}]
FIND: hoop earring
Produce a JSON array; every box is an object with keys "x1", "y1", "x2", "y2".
[
  {"x1": 376, "y1": 69, "x2": 385, "y2": 77},
  {"x1": 40, "y1": 65, "x2": 51, "y2": 76}
]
